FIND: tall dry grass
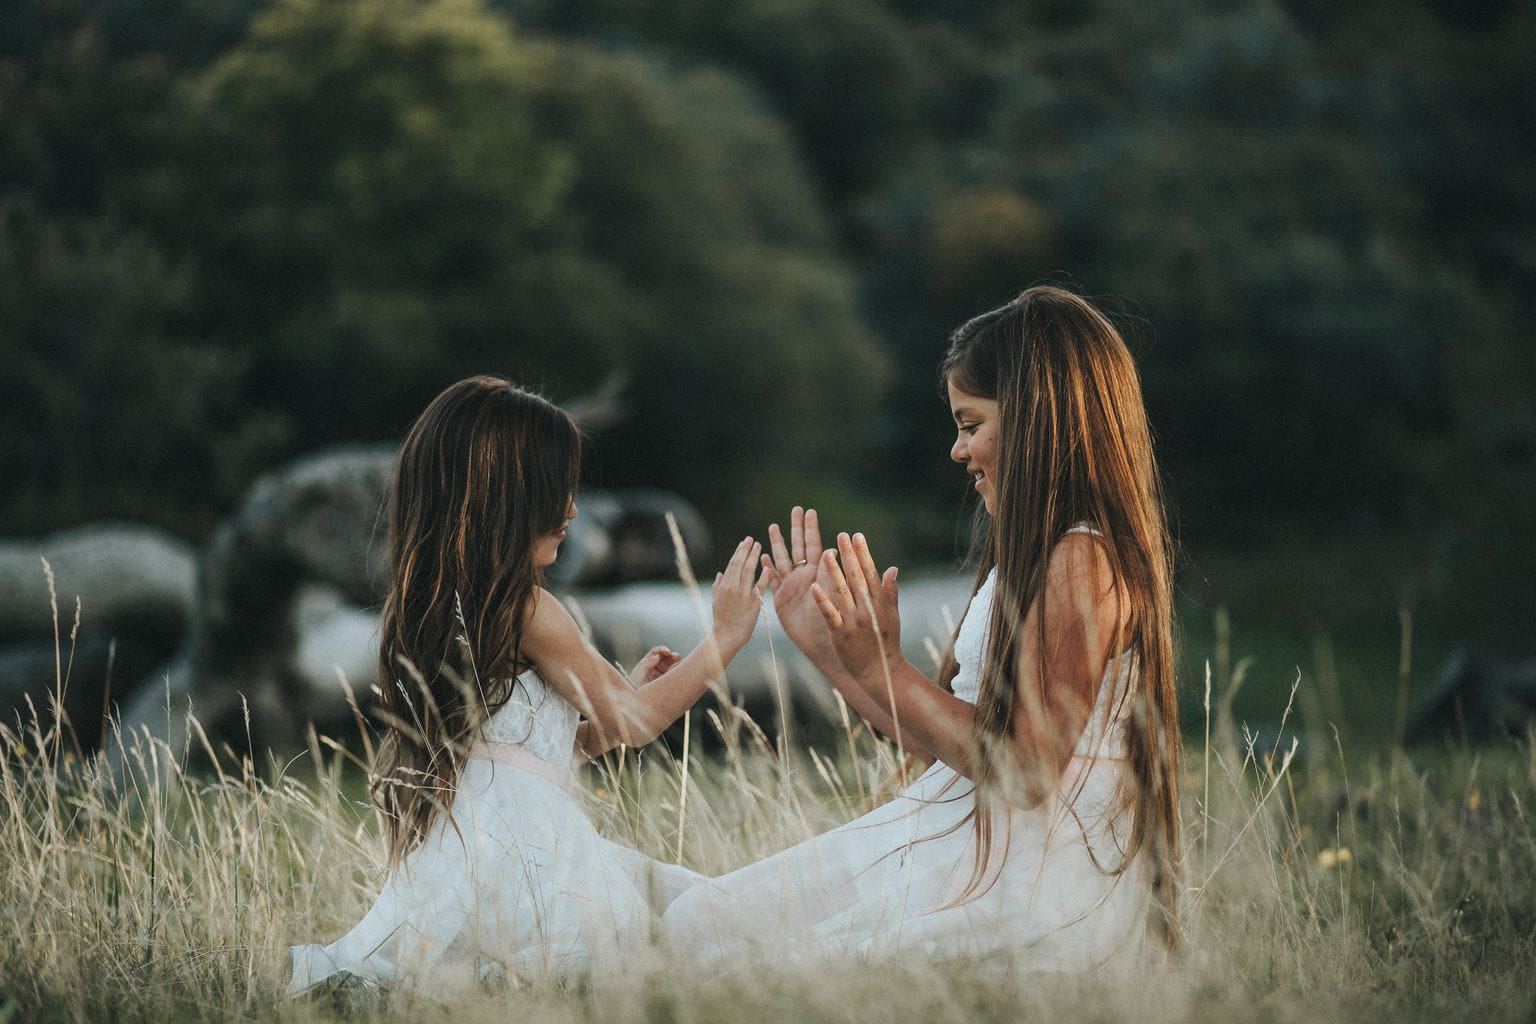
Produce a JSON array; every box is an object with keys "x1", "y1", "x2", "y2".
[{"x1": 1, "y1": 609, "x2": 1533, "y2": 1023}]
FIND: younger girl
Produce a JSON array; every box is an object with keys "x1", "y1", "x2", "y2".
[
  {"x1": 289, "y1": 376, "x2": 764, "y2": 994},
  {"x1": 662, "y1": 285, "x2": 1180, "y2": 967}
]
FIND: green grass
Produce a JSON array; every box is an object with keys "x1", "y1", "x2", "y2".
[{"x1": 0, "y1": 661, "x2": 1533, "y2": 1024}]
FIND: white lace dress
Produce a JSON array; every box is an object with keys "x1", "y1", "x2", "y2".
[
  {"x1": 660, "y1": 566, "x2": 1151, "y2": 969},
  {"x1": 288, "y1": 673, "x2": 703, "y2": 994}
]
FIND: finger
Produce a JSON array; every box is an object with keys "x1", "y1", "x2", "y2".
[
  {"x1": 724, "y1": 536, "x2": 752, "y2": 584},
  {"x1": 810, "y1": 582, "x2": 844, "y2": 630},
  {"x1": 818, "y1": 548, "x2": 854, "y2": 614},
  {"x1": 755, "y1": 560, "x2": 773, "y2": 595},
  {"x1": 882, "y1": 565, "x2": 899, "y2": 603},
  {"x1": 790, "y1": 505, "x2": 806, "y2": 565},
  {"x1": 745, "y1": 541, "x2": 762, "y2": 587},
  {"x1": 768, "y1": 522, "x2": 793, "y2": 574},
  {"x1": 759, "y1": 553, "x2": 782, "y2": 589},
  {"x1": 837, "y1": 533, "x2": 871, "y2": 611},
  {"x1": 731, "y1": 540, "x2": 759, "y2": 588},
  {"x1": 852, "y1": 533, "x2": 882, "y2": 595},
  {"x1": 804, "y1": 507, "x2": 824, "y2": 562}
]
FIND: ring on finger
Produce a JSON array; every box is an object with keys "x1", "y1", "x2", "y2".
[{"x1": 794, "y1": 559, "x2": 808, "y2": 567}]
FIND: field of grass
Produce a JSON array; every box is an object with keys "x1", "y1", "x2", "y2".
[{"x1": 1, "y1": 644, "x2": 1533, "y2": 1024}]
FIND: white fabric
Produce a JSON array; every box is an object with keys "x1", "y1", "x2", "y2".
[
  {"x1": 660, "y1": 554, "x2": 1150, "y2": 970},
  {"x1": 287, "y1": 671, "x2": 702, "y2": 995}
]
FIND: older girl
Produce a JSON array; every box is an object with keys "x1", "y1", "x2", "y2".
[{"x1": 662, "y1": 286, "x2": 1181, "y2": 967}]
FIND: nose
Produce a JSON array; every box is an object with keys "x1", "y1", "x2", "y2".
[{"x1": 950, "y1": 431, "x2": 967, "y2": 464}]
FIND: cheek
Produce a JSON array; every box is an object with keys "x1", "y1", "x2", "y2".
[{"x1": 977, "y1": 432, "x2": 998, "y2": 469}]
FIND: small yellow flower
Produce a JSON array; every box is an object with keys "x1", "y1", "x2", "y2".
[
  {"x1": 12, "y1": 742, "x2": 26, "y2": 758},
  {"x1": 594, "y1": 787, "x2": 610, "y2": 799},
  {"x1": 1467, "y1": 787, "x2": 1482, "y2": 812},
  {"x1": 1318, "y1": 847, "x2": 1353, "y2": 870}
]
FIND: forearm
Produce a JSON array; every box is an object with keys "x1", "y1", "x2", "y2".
[
  {"x1": 578, "y1": 630, "x2": 744, "y2": 756},
  {"x1": 854, "y1": 659, "x2": 979, "y2": 776},
  {"x1": 805, "y1": 642, "x2": 931, "y2": 755}
]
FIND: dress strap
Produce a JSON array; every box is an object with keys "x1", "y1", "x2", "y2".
[{"x1": 468, "y1": 740, "x2": 574, "y2": 794}]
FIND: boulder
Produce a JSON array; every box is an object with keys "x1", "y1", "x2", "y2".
[
  {"x1": 1406, "y1": 649, "x2": 1536, "y2": 744},
  {"x1": 0, "y1": 524, "x2": 195, "y2": 742},
  {"x1": 114, "y1": 446, "x2": 717, "y2": 761}
]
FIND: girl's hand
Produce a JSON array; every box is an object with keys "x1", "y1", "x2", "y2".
[
  {"x1": 810, "y1": 532, "x2": 902, "y2": 682},
  {"x1": 711, "y1": 536, "x2": 766, "y2": 654},
  {"x1": 627, "y1": 646, "x2": 681, "y2": 687},
  {"x1": 759, "y1": 506, "x2": 832, "y2": 659}
]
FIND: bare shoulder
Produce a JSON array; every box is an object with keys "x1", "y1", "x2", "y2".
[
  {"x1": 1047, "y1": 531, "x2": 1117, "y2": 591},
  {"x1": 1046, "y1": 531, "x2": 1131, "y2": 633},
  {"x1": 521, "y1": 588, "x2": 585, "y2": 657}
]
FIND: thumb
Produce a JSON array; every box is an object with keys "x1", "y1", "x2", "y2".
[{"x1": 882, "y1": 565, "x2": 899, "y2": 601}]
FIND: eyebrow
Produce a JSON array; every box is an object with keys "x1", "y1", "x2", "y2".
[{"x1": 951, "y1": 405, "x2": 976, "y2": 424}]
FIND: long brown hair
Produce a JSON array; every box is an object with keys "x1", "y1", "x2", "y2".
[
  {"x1": 938, "y1": 285, "x2": 1182, "y2": 946},
  {"x1": 372, "y1": 376, "x2": 580, "y2": 865}
]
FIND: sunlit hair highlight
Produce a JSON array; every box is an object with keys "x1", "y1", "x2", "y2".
[
  {"x1": 372, "y1": 376, "x2": 579, "y2": 866},
  {"x1": 937, "y1": 285, "x2": 1182, "y2": 947}
]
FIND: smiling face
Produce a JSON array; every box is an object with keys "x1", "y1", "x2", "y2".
[
  {"x1": 533, "y1": 498, "x2": 577, "y2": 568},
  {"x1": 947, "y1": 378, "x2": 1001, "y2": 515}
]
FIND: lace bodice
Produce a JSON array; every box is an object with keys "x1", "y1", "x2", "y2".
[
  {"x1": 479, "y1": 670, "x2": 581, "y2": 768},
  {"x1": 950, "y1": 568, "x2": 1134, "y2": 759}
]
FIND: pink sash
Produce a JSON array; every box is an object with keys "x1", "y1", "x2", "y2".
[{"x1": 468, "y1": 741, "x2": 574, "y2": 795}]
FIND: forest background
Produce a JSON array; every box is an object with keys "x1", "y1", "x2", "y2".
[{"x1": 4, "y1": 0, "x2": 1533, "y2": 742}]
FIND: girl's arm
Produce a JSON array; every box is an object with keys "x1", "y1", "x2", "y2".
[
  {"x1": 759, "y1": 507, "x2": 931, "y2": 755},
  {"x1": 812, "y1": 531, "x2": 1127, "y2": 804},
  {"x1": 522, "y1": 538, "x2": 763, "y2": 760}
]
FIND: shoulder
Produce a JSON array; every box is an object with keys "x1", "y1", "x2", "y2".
[
  {"x1": 1044, "y1": 530, "x2": 1132, "y2": 636},
  {"x1": 1047, "y1": 530, "x2": 1116, "y2": 588},
  {"x1": 522, "y1": 588, "x2": 585, "y2": 654}
]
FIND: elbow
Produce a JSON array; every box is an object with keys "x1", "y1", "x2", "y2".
[{"x1": 586, "y1": 703, "x2": 663, "y2": 752}]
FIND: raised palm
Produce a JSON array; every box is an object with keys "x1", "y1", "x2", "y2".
[{"x1": 763, "y1": 507, "x2": 834, "y2": 658}]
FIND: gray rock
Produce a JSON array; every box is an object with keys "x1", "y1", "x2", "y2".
[
  {"x1": 1406, "y1": 649, "x2": 1536, "y2": 743},
  {"x1": 0, "y1": 523, "x2": 196, "y2": 643},
  {"x1": 0, "y1": 524, "x2": 195, "y2": 743},
  {"x1": 114, "y1": 445, "x2": 718, "y2": 761}
]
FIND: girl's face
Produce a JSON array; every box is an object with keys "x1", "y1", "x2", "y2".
[
  {"x1": 947, "y1": 379, "x2": 1001, "y2": 515},
  {"x1": 533, "y1": 498, "x2": 577, "y2": 568}
]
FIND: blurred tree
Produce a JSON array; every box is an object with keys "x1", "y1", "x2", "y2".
[
  {"x1": 2, "y1": 0, "x2": 885, "y2": 543},
  {"x1": 499, "y1": 0, "x2": 992, "y2": 202},
  {"x1": 516, "y1": 44, "x2": 888, "y2": 529},
  {"x1": 4, "y1": 0, "x2": 1532, "y2": 641},
  {"x1": 0, "y1": 12, "x2": 243, "y2": 534}
]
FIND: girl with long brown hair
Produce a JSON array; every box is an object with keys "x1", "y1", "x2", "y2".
[
  {"x1": 289, "y1": 376, "x2": 765, "y2": 994},
  {"x1": 662, "y1": 285, "x2": 1180, "y2": 966}
]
